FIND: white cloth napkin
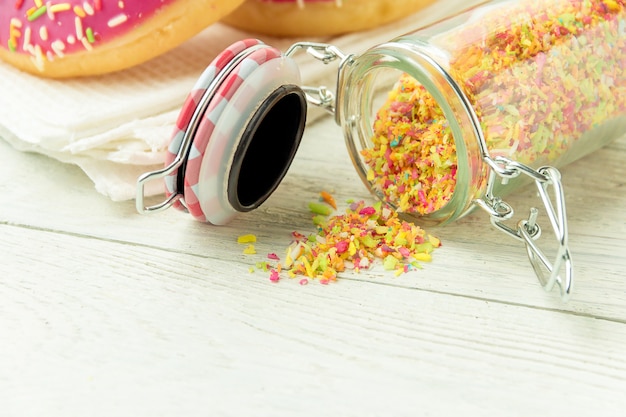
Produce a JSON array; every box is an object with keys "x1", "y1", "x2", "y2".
[{"x1": 0, "y1": 0, "x2": 480, "y2": 201}]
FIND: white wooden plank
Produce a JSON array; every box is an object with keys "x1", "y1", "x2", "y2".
[
  {"x1": 1, "y1": 118, "x2": 625, "y2": 318},
  {"x1": 2, "y1": 225, "x2": 626, "y2": 417}
]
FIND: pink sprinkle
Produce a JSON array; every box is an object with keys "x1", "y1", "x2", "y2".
[
  {"x1": 320, "y1": 279, "x2": 330, "y2": 285},
  {"x1": 269, "y1": 270, "x2": 280, "y2": 282},
  {"x1": 398, "y1": 247, "x2": 411, "y2": 258},
  {"x1": 381, "y1": 244, "x2": 394, "y2": 253},
  {"x1": 299, "y1": 278, "x2": 309, "y2": 285},
  {"x1": 335, "y1": 241, "x2": 349, "y2": 254},
  {"x1": 267, "y1": 253, "x2": 280, "y2": 261},
  {"x1": 359, "y1": 207, "x2": 376, "y2": 216},
  {"x1": 418, "y1": 190, "x2": 427, "y2": 205}
]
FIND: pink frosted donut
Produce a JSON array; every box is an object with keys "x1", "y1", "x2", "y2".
[
  {"x1": 0, "y1": 0, "x2": 245, "y2": 78},
  {"x1": 222, "y1": 0, "x2": 436, "y2": 36}
]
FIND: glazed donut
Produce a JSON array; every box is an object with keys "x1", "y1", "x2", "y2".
[
  {"x1": 0, "y1": 0, "x2": 245, "y2": 78},
  {"x1": 222, "y1": 0, "x2": 436, "y2": 36}
]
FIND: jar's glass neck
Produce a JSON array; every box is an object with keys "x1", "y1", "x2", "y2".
[{"x1": 338, "y1": 41, "x2": 485, "y2": 225}]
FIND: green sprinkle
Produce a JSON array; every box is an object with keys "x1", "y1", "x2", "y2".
[
  {"x1": 27, "y1": 6, "x2": 47, "y2": 21},
  {"x1": 312, "y1": 215, "x2": 328, "y2": 227},
  {"x1": 361, "y1": 235, "x2": 378, "y2": 248},
  {"x1": 414, "y1": 242, "x2": 434, "y2": 254},
  {"x1": 383, "y1": 255, "x2": 399, "y2": 271},
  {"x1": 86, "y1": 27, "x2": 95, "y2": 43},
  {"x1": 308, "y1": 202, "x2": 333, "y2": 216}
]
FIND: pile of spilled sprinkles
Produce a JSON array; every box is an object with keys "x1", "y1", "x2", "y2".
[{"x1": 240, "y1": 191, "x2": 441, "y2": 284}]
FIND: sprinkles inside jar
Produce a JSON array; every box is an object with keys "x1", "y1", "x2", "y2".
[{"x1": 362, "y1": 0, "x2": 626, "y2": 216}]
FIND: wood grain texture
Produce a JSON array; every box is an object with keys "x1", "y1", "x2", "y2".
[
  {"x1": 2, "y1": 114, "x2": 626, "y2": 417},
  {"x1": 2, "y1": 0, "x2": 626, "y2": 410}
]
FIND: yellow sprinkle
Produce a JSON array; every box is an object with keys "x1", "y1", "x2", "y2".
[
  {"x1": 34, "y1": 0, "x2": 43, "y2": 7},
  {"x1": 243, "y1": 245, "x2": 256, "y2": 255},
  {"x1": 73, "y1": 5, "x2": 86, "y2": 17},
  {"x1": 237, "y1": 234, "x2": 257, "y2": 244},
  {"x1": 311, "y1": 256, "x2": 320, "y2": 272},
  {"x1": 248, "y1": 267, "x2": 255, "y2": 273},
  {"x1": 428, "y1": 234, "x2": 441, "y2": 247},
  {"x1": 348, "y1": 241, "x2": 357, "y2": 256},
  {"x1": 302, "y1": 257, "x2": 314, "y2": 278},
  {"x1": 604, "y1": 0, "x2": 620, "y2": 12},
  {"x1": 413, "y1": 253, "x2": 432, "y2": 262},
  {"x1": 284, "y1": 250, "x2": 294, "y2": 268},
  {"x1": 50, "y1": 3, "x2": 72, "y2": 13}
]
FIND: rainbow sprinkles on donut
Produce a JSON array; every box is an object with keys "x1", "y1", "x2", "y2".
[{"x1": 0, "y1": 0, "x2": 246, "y2": 77}]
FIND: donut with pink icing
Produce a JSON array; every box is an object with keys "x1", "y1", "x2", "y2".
[
  {"x1": 223, "y1": 0, "x2": 436, "y2": 36},
  {"x1": 0, "y1": 0, "x2": 245, "y2": 78}
]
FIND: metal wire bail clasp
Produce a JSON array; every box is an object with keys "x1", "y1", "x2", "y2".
[
  {"x1": 474, "y1": 155, "x2": 574, "y2": 301},
  {"x1": 284, "y1": 42, "x2": 350, "y2": 115}
]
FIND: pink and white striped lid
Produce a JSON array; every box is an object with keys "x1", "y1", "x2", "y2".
[{"x1": 161, "y1": 39, "x2": 306, "y2": 223}]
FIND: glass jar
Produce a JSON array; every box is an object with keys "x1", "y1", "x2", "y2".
[
  {"x1": 137, "y1": 0, "x2": 626, "y2": 300},
  {"x1": 340, "y1": 0, "x2": 626, "y2": 225},
  {"x1": 336, "y1": 0, "x2": 626, "y2": 299}
]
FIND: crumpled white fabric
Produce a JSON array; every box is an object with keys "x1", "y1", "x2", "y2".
[{"x1": 0, "y1": 1, "x2": 477, "y2": 201}]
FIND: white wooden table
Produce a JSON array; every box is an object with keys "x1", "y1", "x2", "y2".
[{"x1": 2, "y1": 110, "x2": 626, "y2": 416}]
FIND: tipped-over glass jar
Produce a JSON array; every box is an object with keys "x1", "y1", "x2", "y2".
[{"x1": 137, "y1": 0, "x2": 626, "y2": 301}]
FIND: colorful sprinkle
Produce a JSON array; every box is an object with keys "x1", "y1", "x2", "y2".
[
  {"x1": 85, "y1": 27, "x2": 95, "y2": 43},
  {"x1": 269, "y1": 270, "x2": 280, "y2": 282},
  {"x1": 363, "y1": 0, "x2": 626, "y2": 216},
  {"x1": 27, "y1": 5, "x2": 46, "y2": 21},
  {"x1": 73, "y1": 5, "x2": 86, "y2": 18},
  {"x1": 277, "y1": 200, "x2": 440, "y2": 282},
  {"x1": 237, "y1": 234, "x2": 257, "y2": 244},
  {"x1": 308, "y1": 201, "x2": 333, "y2": 216},
  {"x1": 243, "y1": 245, "x2": 256, "y2": 255},
  {"x1": 320, "y1": 191, "x2": 337, "y2": 209}
]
